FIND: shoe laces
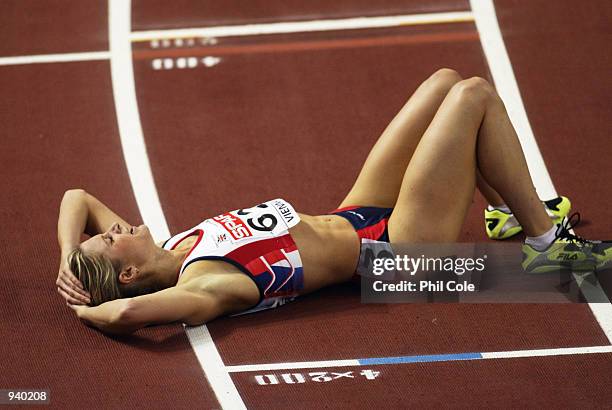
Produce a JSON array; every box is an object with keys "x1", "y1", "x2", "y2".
[{"x1": 555, "y1": 212, "x2": 590, "y2": 245}]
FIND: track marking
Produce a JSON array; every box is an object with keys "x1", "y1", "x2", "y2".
[
  {"x1": 108, "y1": 1, "x2": 245, "y2": 409},
  {"x1": 133, "y1": 31, "x2": 478, "y2": 60},
  {"x1": 226, "y1": 345, "x2": 612, "y2": 372},
  {"x1": 470, "y1": 1, "x2": 556, "y2": 200},
  {"x1": 0, "y1": 51, "x2": 110, "y2": 66},
  {"x1": 185, "y1": 325, "x2": 246, "y2": 408},
  {"x1": 0, "y1": 12, "x2": 475, "y2": 67},
  {"x1": 470, "y1": 0, "x2": 612, "y2": 343},
  {"x1": 130, "y1": 12, "x2": 474, "y2": 41},
  {"x1": 108, "y1": 0, "x2": 168, "y2": 242}
]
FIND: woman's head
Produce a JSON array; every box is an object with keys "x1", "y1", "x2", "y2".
[
  {"x1": 70, "y1": 223, "x2": 159, "y2": 305},
  {"x1": 67, "y1": 248, "x2": 121, "y2": 305}
]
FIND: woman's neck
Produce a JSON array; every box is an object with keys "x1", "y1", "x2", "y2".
[{"x1": 148, "y1": 246, "x2": 192, "y2": 289}]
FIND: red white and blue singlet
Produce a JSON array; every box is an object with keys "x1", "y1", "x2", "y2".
[{"x1": 162, "y1": 199, "x2": 304, "y2": 314}]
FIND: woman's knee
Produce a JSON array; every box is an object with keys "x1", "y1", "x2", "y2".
[
  {"x1": 450, "y1": 77, "x2": 496, "y2": 106},
  {"x1": 427, "y1": 67, "x2": 463, "y2": 92}
]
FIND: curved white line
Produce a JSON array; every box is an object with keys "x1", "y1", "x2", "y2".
[
  {"x1": 108, "y1": 1, "x2": 246, "y2": 408},
  {"x1": 108, "y1": 0, "x2": 169, "y2": 242}
]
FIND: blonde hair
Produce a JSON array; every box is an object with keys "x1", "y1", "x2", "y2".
[
  {"x1": 67, "y1": 248, "x2": 156, "y2": 306},
  {"x1": 67, "y1": 248, "x2": 121, "y2": 306}
]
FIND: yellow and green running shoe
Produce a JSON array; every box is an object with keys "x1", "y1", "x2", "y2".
[
  {"x1": 522, "y1": 213, "x2": 611, "y2": 274},
  {"x1": 485, "y1": 196, "x2": 571, "y2": 240},
  {"x1": 593, "y1": 241, "x2": 612, "y2": 272}
]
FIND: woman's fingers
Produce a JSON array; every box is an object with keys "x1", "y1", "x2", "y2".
[
  {"x1": 59, "y1": 267, "x2": 84, "y2": 289},
  {"x1": 58, "y1": 286, "x2": 87, "y2": 305},
  {"x1": 57, "y1": 275, "x2": 91, "y2": 300},
  {"x1": 57, "y1": 270, "x2": 91, "y2": 298},
  {"x1": 57, "y1": 279, "x2": 90, "y2": 304}
]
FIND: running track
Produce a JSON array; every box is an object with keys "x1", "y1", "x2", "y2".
[{"x1": 1, "y1": 0, "x2": 611, "y2": 408}]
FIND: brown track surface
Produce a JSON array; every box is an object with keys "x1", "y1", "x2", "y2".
[
  {"x1": 0, "y1": 62, "x2": 216, "y2": 408},
  {"x1": 232, "y1": 354, "x2": 612, "y2": 409},
  {"x1": 210, "y1": 285, "x2": 609, "y2": 365},
  {"x1": 136, "y1": 23, "x2": 488, "y2": 228},
  {"x1": 132, "y1": 0, "x2": 470, "y2": 30},
  {"x1": 0, "y1": 0, "x2": 108, "y2": 56},
  {"x1": 495, "y1": 0, "x2": 612, "y2": 240},
  {"x1": 1, "y1": 0, "x2": 610, "y2": 408}
]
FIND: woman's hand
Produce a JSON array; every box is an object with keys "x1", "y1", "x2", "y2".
[
  {"x1": 66, "y1": 299, "x2": 138, "y2": 335},
  {"x1": 66, "y1": 302, "x2": 88, "y2": 318},
  {"x1": 57, "y1": 260, "x2": 91, "y2": 305}
]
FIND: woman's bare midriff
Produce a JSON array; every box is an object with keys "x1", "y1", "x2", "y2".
[{"x1": 290, "y1": 213, "x2": 360, "y2": 293}]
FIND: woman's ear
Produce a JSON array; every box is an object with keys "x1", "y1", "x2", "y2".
[{"x1": 118, "y1": 266, "x2": 140, "y2": 284}]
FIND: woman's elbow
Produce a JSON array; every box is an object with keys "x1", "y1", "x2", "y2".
[
  {"x1": 105, "y1": 301, "x2": 140, "y2": 334},
  {"x1": 115, "y1": 299, "x2": 140, "y2": 325},
  {"x1": 64, "y1": 188, "x2": 86, "y2": 196},
  {"x1": 62, "y1": 188, "x2": 87, "y2": 203}
]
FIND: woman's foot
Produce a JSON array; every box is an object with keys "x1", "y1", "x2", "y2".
[
  {"x1": 485, "y1": 196, "x2": 571, "y2": 240},
  {"x1": 521, "y1": 213, "x2": 612, "y2": 273}
]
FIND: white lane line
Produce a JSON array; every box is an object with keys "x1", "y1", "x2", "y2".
[
  {"x1": 470, "y1": 0, "x2": 556, "y2": 200},
  {"x1": 227, "y1": 359, "x2": 360, "y2": 373},
  {"x1": 226, "y1": 345, "x2": 612, "y2": 372},
  {"x1": 480, "y1": 344, "x2": 612, "y2": 359},
  {"x1": 130, "y1": 11, "x2": 474, "y2": 41},
  {"x1": 108, "y1": 0, "x2": 169, "y2": 242},
  {"x1": 0, "y1": 12, "x2": 474, "y2": 67},
  {"x1": 185, "y1": 326, "x2": 247, "y2": 408},
  {"x1": 0, "y1": 51, "x2": 110, "y2": 66},
  {"x1": 574, "y1": 273, "x2": 612, "y2": 342},
  {"x1": 470, "y1": 0, "x2": 612, "y2": 344},
  {"x1": 108, "y1": 1, "x2": 246, "y2": 409}
]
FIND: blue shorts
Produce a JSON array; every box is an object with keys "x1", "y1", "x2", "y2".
[{"x1": 330, "y1": 205, "x2": 393, "y2": 242}]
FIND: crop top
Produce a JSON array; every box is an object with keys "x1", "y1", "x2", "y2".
[{"x1": 162, "y1": 199, "x2": 304, "y2": 314}]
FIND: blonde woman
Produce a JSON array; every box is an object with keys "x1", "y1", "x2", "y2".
[{"x1": 57, "y1": 69, "x2": 610, "y2": 334}]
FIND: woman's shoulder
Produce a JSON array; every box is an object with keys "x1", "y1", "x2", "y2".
[{"x1": 176, "y1": 262, "x2": 260, "y2": 311}]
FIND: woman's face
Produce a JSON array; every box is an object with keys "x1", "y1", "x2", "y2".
[{"x1": 80, "y1": 222, "x2": 156, "y2": 269}]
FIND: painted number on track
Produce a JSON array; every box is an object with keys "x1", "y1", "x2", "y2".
[{"x1": 254, "y1": 370, "x2": 380, "y2": 385}]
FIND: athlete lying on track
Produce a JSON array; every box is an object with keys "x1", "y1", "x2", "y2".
[{"x1": 56, "y1": 68, "x2": 611, "y2": 335}]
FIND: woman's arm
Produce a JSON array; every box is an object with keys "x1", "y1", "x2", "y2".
[
  {"x1": 68, "y1": 299, "x2": 132, "y2": 334},
  {"x1": 57, "y1": 189, "x2": 132, "y2": 252},
  {"x1": 57, "y1": 189, "x2": 89, "y2": 258},
  {"x1": 69, "y1": 287, "x2": 225, "y2": 335}
]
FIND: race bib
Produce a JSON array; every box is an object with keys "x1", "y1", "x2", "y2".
[{"x1": 210, "y1": 198, "x2": 300, "y2": 243}]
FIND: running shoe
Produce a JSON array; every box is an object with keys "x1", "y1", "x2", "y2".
[
  {"x1": 593, "y1": 241, "x2": 612, "y2": 271},
  {"x1": 485, "y1": 196, "x2": 571, "y2": 240},
  {"x1": 521, "y1": 213, "x2": 611, "y2": 273}
]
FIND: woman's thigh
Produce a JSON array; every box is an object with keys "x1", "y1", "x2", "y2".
[
  {"x1": 387, "y1": 78, "x2": 488, "y2": 243},
  {"x1": 337, "y1": 69, "x2": 462, "y2": 209}
]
